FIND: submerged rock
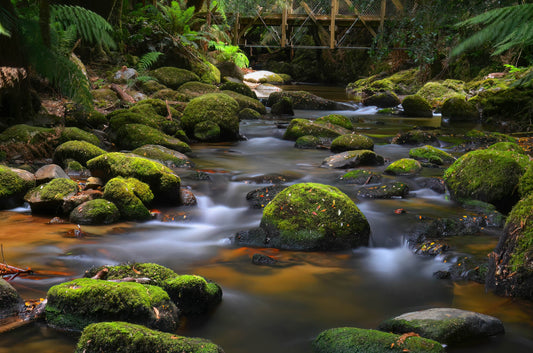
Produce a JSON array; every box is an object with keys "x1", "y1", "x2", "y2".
[
  {"x1": 0, "y1": 278, "x2": 23, "y2": 319},
  {"x1": 313, "y1": 327, "x2": 444, "y2": 353},
  {"x1": 356, "y1": 182, "x2": 409, "y2": 199},
  {"x1": 246, "y1": 185, "x2": 288, "y2": 209},
  {"x1": 378, "y1": 308, "x2": 504, "y2": 345}
]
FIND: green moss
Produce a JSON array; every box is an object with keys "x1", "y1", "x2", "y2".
[
  {"x1": 409, "y1": 145, "x2": 455, "y2": 165},
  {"x1": 385, "y1": 158, "x2": 422, "y2": 176},
  {"x1": 91, "y1": 88, "x2": 118, "y2": 107},
  {"x1": 66, "y1": 160, "x2": 84, "y2": 172},
  {"x1": 487, "y1": 142, "x2": 525, "y2": 154},
  {"x1": 64, "y1": 109, "x2": 107, "y2": 130},
  {"x1": 441, "y1": 96, "x2": 479, "y2": 121},
  {"x1": 103, "y1": 177, "x2": 153, "y2": 221},
  {"x1": 59, "y1": 127, "x2": 100, "y2": 146},
  {"x1": 340, "y1": 169, "x2": 380, "y2": 184},
  {"x1": 163, "y1": 275, "x2": 222, "y2": 314},
  {"x1": 69, "y1": 199, "x2": 120, "y2": 225},
  {"x1": 387, "y1": 68, "x2": 421, "y2": 94},
  {"x1": 0, "y1": 165, "x2": 36, "y2": 199},
  {"x1": 238, "y1": 108, "x2": 262, "y2": 120},
  {"x1": 150, "y1": 67, "x2": 199, "y2": 89},
  {"x1": 271, "y1": 96, "x2": 294, "y2": 116},
  {"x1": 313, "y1": 327, "x2": 444, "y2": 353},
  {"x1": 108, "y1": 108, "x2": 181, "y2": 136},
  {"x1": 141, "y1": 79, "x2": 167, "y2": 94},
  {"x1": 363, "y1": 92, "x2": 401, "y2": 108},
  {"x1": 53, "y1": 140, "x2": 106, "y2": 167},
  {"x1": 115, "y1": 124, "x2": 191, "y2": 154},
  {"x1": 181, "y1": 93, "x2": 240, "y2": 141},
  {"x1": 295, "y1": 135, "x2": 321, "y2": 149},
  {"x1": 322, "y1": 150, "x2": 385, "y2": 169},
  {"x1": 0, "y1": 278, "x2": 22, "y2": 317},
  {"x1": 519, "y1": 164, "x2": 533, "y2": 197},
  {"x1": 177, "y1": 81, "x2": 219, "y2": 100},
  {"x1": 131, "y1": 99, "x2": 181, "y2": 120},
  {"x1": 444, "y1": 149, "x2": 530, "y2": 211},
  {"x1": 416, "y1": 81, "x2": 465, "y2": 108},
  {"x1": 75, "y1": 321, "x2": 224, "y2": 353},
  {"x1": 316, "y1": 114, "x2": 353, "y2": 130},
  {"x1": 267, "y1": 91, "x2": 338, "y2": 110},
  {"x1": 219, "y1": 81, "x2": 257, "y2": 99},
  {"x1": 132, "y1": 144, "x2": 193, "y2": 169},
  {"x1": 0, "y1": 124, "x2": 54, "y2": 143},
  {"x1": 84, "y1": 263, "x2": 178, "y2": 287},
  {"x1": 45, "y1": 278, "x2": 177, "y2": 332},
  {"x1": 476, "y1": 87, "x2": 533, "y2": 130},
  {"x1": 87, "y1": 152, "x2": 180, "y2": 203},
  {"x1": 506, "y1": 194, "x2": 533, "y2": 271},
  {"x1": 151, "y1": 88, "x2": 187, "y2": 101},
  {"x1": 194, "y1": 121, "x2": 221, "y2": 141},
  {"x1": 26, "y1": 178, "x2": 78, "y2": 201},
  {"x1": 402, "y1": 95, "x2": 433, "y2": 117},
  {"x1": 356, "y1": 181, "x2": 409, "y2": 199},
  {"x1": 283, "y1": 118, "x2": 349, "y2": 141},
  {"x1": 260, "y1": 183, "x2": 370, "y2": 250},
  {"x1": 221, "y1": 90, "x2": 266, "y2": 114},
  {"x1": 465, "y1": 129, "x2": 516, "y2": 144},
  {"x1": 330, "y1": 134, "x2": 374, "y2": 153},
  {"x1": 191, "y1": 59, "x2": 221, "y2": 84}
]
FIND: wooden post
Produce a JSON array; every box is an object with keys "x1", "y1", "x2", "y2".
[
  {"x1": 233, "y1": 13, "x2": 240, "y2": 45},
  {"x1": 330, "y1": 0, "x2": 338, "y2": 49},
  {"x1": 281, "y1": 6, "x2": 288, "y2": 47},
  {"x1": 379, "y1": 0, "x2": 387, "y2": 32}
]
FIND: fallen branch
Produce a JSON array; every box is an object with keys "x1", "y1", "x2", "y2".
[{"x1": 110, "y1": 83, "x2": 136, "y2": 104}]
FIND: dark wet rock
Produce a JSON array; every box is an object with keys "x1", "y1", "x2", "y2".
[
  {"x1": 69, "y1": 199, "x2": 120, "y2": 225},
  {"x1": 330, "y1": 134, "x2": 374, "y2": 153},
  {"x1": 34, "y1": 164, "x2": 69, "y2": 185},
  {"x1": 322, "y1": 150, "x2": 384, "y2": 169},
  {"x1": 378, "y1": 308, "x2": 504, "y2": 345},
  {"x1": 313, "y1": 327, "x2": 444, "y2": 353},
  {"x1": 53, "y1": 140, "x2": 106, "y2": 168},
  {"x1": 0, "y1": 278, "x2": 23, "y2": 319},
  {"x1": 0, "y1": 165, "x2": 36, "y2": 210},
  {"x1": 162, "y1": 275, "x2": 222, "y2": 315},
  {"x1": 45, "y1": 278, "x2": 178, "y2": 332},
  {"x1": 363, "y1": 91, "x2": 401, "y2": 108},
  {"x1": 267, "y1": 91, "x2": 344, "y2": 110},
  {"x1": 63, "y1": 189, "x2": 104, "y2": 214},
  {"x1": 271, "y1": 96, "x2": 294, "y2": 116},
  {"x1": 246, "y1": 185, "x2": 288, "y2": 209},
  {"x1": 232, "y1": 173, "x2": 301, "y2": 184},
  {"x1": 180, "y1": 187, "x2": 197, "y2": 206},
  {"x1": 251, "y1": 253, "x2": 280, "y2": 266},
  {"x1": 461, "y1": 129, "x2": 516, "y2": 151},
  {"x1": 409, "y1": 217, "x2": 482, "y2": 241},
  {"x1": 24, "y1": 178, "x2": 78, "y2": 215},
  {"x1": 339, "y1": 169, "x2": 381, "y2": 185},
  {"x1": 441, "y1": 96, "x2": 479, "y2": 121},
  {"x1": 440, "y1": 255, "x2": 489, "y2": 283},
  {"x1": 356, "y1": 182, "x2": 409, "y2": 199},
  {"x1": 413, "y1": 240, "x2": 449, "y2": 256},
  {"x1": 391, "y1": 130, "x2": 438, "y2": 145},
  {"x1": 75, "y1": 322, "x2": 225, "y2": 353},
  {"x1": 401, "y1": 95, "x2": 433, "y2": 117},
  {"x1": 461, "y1": 200, "x2": 505, "y2": 228},
  {"x1": 416, "y1": 177, "x2": 446, "y2": 194},
  {"x1": 384, "y1": 158, "x2": 422, "y2": 176}
]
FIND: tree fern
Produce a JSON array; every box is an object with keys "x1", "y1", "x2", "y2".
[
  {"x1": 452, "y1": 3, "x2": 533, "y2": 57},
  {"x1": 137, "y1": 51, "x2": 163, "y2": 72},
  {"x1": 50, "y1": 5, "x2": 116, "y2": 50}
]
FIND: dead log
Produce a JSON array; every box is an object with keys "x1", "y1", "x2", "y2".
[{"x1": 110, "y1": 83, "x2": 136, "y2": 104}]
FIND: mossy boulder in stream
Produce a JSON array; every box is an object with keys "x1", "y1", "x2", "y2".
[
  {"x1": 69, "y1": 199, "x2": 120, "y2": 225},
  {"x1": 444, "y1": 149, "x2": 530, "y2": 212},
  {"x1": 115, "y1": 124, "x2": 191, "y2": 154},
  {"x1": 53, "y1": 140, "x2": 106, "y2": 167},
  {"x1": 248, "y1": 183, "x2": 370, "y2": 251},
  {"x1": 75, "y1": 321, "x2": 224, "y2": 353},
  {"x1": 163, "y1": 275, "x2": 222, "y2": 314},
  {"x1": 322, "y1": 150, "x2": 384, "y2": 169},
  {"x1": 313, "y1": 327, "x2": 444, "y2": 353},
  {"x1": 401, "y1": 95, "x2": 433, "y2": 117},
  {"x1": 24, "y1": 178, "x2": 78, "y2": 214},
  {"x1": 177, "y1": 81, "x2": 218, "y2": 100},
  {"x1": 363, "y1": 91, "x2": 401, "y2": 108},
  {"x1": 103, "y1": 177, "x2": 153, "y2": 221},
  {"x1": 330, "y1": 134, "x2": 374, "y2": 153},
  {"x1": 441, "y1": 96, "x2": 479, "y2": 121},
  {"x1": 409, "y1": 145, "x2": 455, "y2": 165},
  {"x1": 283, "y1": 118, "x2": 350, "y2": 141},
  {"x1": 193, "y1": 120, "x2": 221, "y2": 141},
  {"x1": 132, "y1": 144, "x2": 193, "y2": 169},
  {"x1": 416, "y1": 80, "x2": 465, "y2": 108},
  {"x1": 87, "y1": 153, "x2": 181, "y2": 204},
  {"x1": 0, "y1": 278, "x2": 23, "y2": 319},
  {"x1": 219, "y1": 81, "x2": 256, "y2": 99},
  {"x1": 385, "y1": 158, "x2": 422, "y2": 176},
  {"x1": 0, "y1": 124, "x2": 54, "y2": 144},
  {"x1": 378, "y1": 308, "x2": 504, "y2": 345},
  {"x1": 518, "y1": 164, "x2": 533, "y2": 198},
  {"x1": 150, "y1": 67, "x2": 199, "y2": 89},
  {"x1": 45, "y1": 278, "x2": 178, "y2": 332},
  {"x1": 267, "y1": 91, "x2": 341, "y2": 110},
  {"x1": 486, "y1": 194, "x2": 533, "y2": 300},
  {"x1": 0, "y1": 165, "x2": 36, "y2": 209},
  {"x1": 340, "y1": 169, "x2": 381, "y2": 184},
  {"x1": 487, "y1": 141, "x2": 525, "y2": 154},
  {"x1": 181, "y1": 93, "x2": 240, "y2": 141},
  {"x1": 316, "y1": 114, "x2": 353, "y2": 130},
  {"x1": 58, "y1": 127, "x2": 100, "y2": 146},
  {"x1": 271, "y1": 96, "x2": 294, "y2": 116},
  {"x1": 85, "y1": 263, "x2": 178, "y2": 287},
  {"x1": 221, "y1": 90, "x2": 266, "y2": 114}
]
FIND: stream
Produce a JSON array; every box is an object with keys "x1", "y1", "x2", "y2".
[{"x1": 0, "y1": 88, "x2": 532, "y2": 353}]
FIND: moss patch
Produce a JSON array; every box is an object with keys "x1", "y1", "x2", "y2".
[
  {"x1": 284, "y1": 118, "x2": 350, "y2": 141},
  {"x1": 409, "y1": 145, "x2": 455, "y2": 165},
  {"x1": 132, "y1": 144, "x2": 193, "y2": 169},
  {"x1": 163, "y1": 275, "x2": 222, "y2": 314},
  {"x1": 402, "y1": 95, "x2": 433, "y2": 117},
  {"x1": 417, "y1": 81, "x2": 465, "y2": 108},
  {"x1": 340, "y1": 169, "x2": 381, "y2": 184},
  {"x1": 103, "y1": 177, "x2": 153, "y2": 221},
  {"x1": 0, "y1": 165, "x2": 36, "y2": 201},
  {"x1": 219, "y1": 81, "x2": 257, "y2": 99},
  {"x1": 150, "y1": 67, "x2": 199, "y2": 89},
  {"x1": 441, "y1": 96, "x2": 479, "y2": 121},
  {"x1": 331, "y1": 134, "x2": 374, "y2": 153},
  {"x1": 0, "y1": 124, "x2": 54, "y2": 144},
  {"x1": 115, "y1": 124, "x2": 191, "y2": 154},
  {"x1": 69, "y1": 199, "x2": 120, "y2": 225},
  {"x1": 221, "y1": 90, "x2": 266, "y2": 114},
  {"x1": 84, "y1": 263, "x2": 178, "y2": 287},
  {"x1": 316, "y1": 114, "x2": 353, "y2": 130},
  {"x1": 53, "y1": 140, "x2": 106, "y2": 167},
  {"x1": 59, "y1": 127, "x2": 100, "y2": 146}
]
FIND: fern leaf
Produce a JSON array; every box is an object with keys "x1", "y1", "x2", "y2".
[{"x1": 137, "y1": 52, "x2": 163, "y2": 72}]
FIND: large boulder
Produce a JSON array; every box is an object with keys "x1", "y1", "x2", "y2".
[
  {"x1": 163, "y1": 275, "x2": 222, "y2": 314},
  {"x1": 444, "y1": 149, "x2": 530, "y2": 212},
  {"x1": 322, "y1": 150, "x2": 384, "y2": 169},
  {"x1": 181, "y1": 93, "x2": 240, "y2": 141},
  {"x1": 441, "y1": 96, "x2": 479, "y2": 121},
  {"x1": 45, "y1": 278, "x2": 178, "y2": 332},
  {"x1": 385, "y1": 158, "x2": 422, "y2": 176},
  {"x1": 330, "y1": 134, "x2": 374, "y2": 153},
  {"x1": 87, "y1": 153, "x2": 181, "y2": 204},
  {"x1": 486, "y1": 194, "x2": 533, "y2": 300},
  {"x1": 177, "y1": 81, "x2": 219, "y2": 100},
  {"x1": 75, "y1": 321, "x2": 224, "y2": 353},
  {"x1": 283, "y1": 118, "x2": 350, "y2": 141},
  {"x1": 219, "y1": 81, "x2": 256, "y2": 99},
  {"x1": 115, "y1": 124, "x2": 191, "y2": 154},
  {"x1": 24, "y1": 178, "x2": 78, "y2": 214},
  {"x1": 267, "y1": 91, "x2": 342, "y2": 110},
  {"x1": 518, "y1": 164, "x2": 533, "y2": 198},
  {"x1": 59, "y1": 127, "x2": 100, "y2": 146},
  {"x1": 316, "y1": 114, "x2": 353, "y2": 130},
  {"x1": 69, "y1": 199, "x2": 120, "y2": 225},
  {"x1": 401, "y1": 95, "x2": 433, "y2": 117},
  {"x1": 240, "y1": 183, "x2": 370, "y2": 251},
  {"x1": 53, "y1": 141, "x2": 106, "y2": 167},
  {"x1": 378, "y1": 308, "x2": 504, "y2": 345},
  {"x1": 0, "y1": 278, "x2": 23, "y2": 319},
  {"x1": 221, "y1": 90, "x2": 266, "y2": 114},
  {"x1": 0, "y1": 165, "x2": 36, "y2": 209},
  {"x1": 84, "y1": 263, "x2": 178, "y2": 287},
  {"x1": 103, "y1": 177, "x2": 153, "y2": 221},
  {"x1": 150, "y1": 67, "x2": 199, "y2": 89},
  {"x1": 313, "y1": 327, "x2": 444, "y2": 353},
  {"x1": 132, "y1": 144, "x2": 193, "y2": 169},
  {"x1": 416, "y1": 80, "x2": 465, "y2": 108},
  {"x1": 363, "y1": 91, "x2": 401, "y2": 108},
  {"x1": 409, "y1": 145, "x2": 455, "y2": 165}
]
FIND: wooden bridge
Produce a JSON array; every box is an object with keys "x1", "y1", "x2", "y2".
[{"x1": 229, "y1": 0, "x2": 410, "y2": 50}]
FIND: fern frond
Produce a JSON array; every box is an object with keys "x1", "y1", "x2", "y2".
[
  {"x1": 50, "y1": 5, "x2": 116, "y2": 50},
  {"x1": 0, "y1": 7, "x2": 15, "y2": 37},
  {"x1": 137, "y1": 51, "x2": 163, "y2": 72},
  {"x1": 452, "y1": 4, "x2": 533, "y2": 57}
]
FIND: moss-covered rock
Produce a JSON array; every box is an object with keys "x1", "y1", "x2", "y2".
[
  {"x1": 141, "y1": 79, "x2": 168, "y2": 94},
  {"x1": 45, "y1": 278, "x2": 178, "y2": 332},
  {"x1": 441, "y1": 96, "x2": 479, "y2": 121},
  {"x1": 91, "y1": 88, "x2": 119, "y2": 108},
  {"x1": 150, "y1": 67, "x2": 199, "y2": 89},
  {"x1": 322, "y1": 150, "x2": 384, "y2": 169},
  {"x1": 181, "y1": 93, "x2": 240, "y2": 141},
  {"x1": 356, "y1": 181, "x2": 409, "y2": 199},
  {"x1": 444, "y1": 149, "x2": 531, "y2": 212},
  {"x1": 151, "y1": 88, "x2": 187, "y2": 101},
  {"x1": 53, "y1": 140, "x2": 106, "y2": 167},
  {"x1": 103, "y1": 177, "x2": 153, "y2": 221},
  {"x1": 487, "y1": 194, "x2": 533, "y2": 300},
  {"x1": 518, "y1": 164, "x2": 533, "y2": 198},
  {"x1": 132, "y1": 144, "x2": 193, "y2": 169},
  {"x1": 391, "y1": 130, "x2": 438, "y2": 145},
  {"x1": 401, "y1": 95, "x2": 433, "y2": 117},
  {"x1": 267, "y1": 91, "x2": 340, "y2": 110},
  {"x1": 294, "y1": 135, "x2": 321, "y2": 149},
  {"x1": 64, "y1": 108, "x2": 107, "y2": 130},
  {"x1": 0, "y1": 165, "x2": 36, "y2": 210},
  {"x1": 283, "y1": 118, "x2": 350, "y2": 141},
  {"x1": 254, "y1": 183, "x2": 370, "y2": 250},
  {"x1": 75, "y1": 321, "x2": 224, "y2": 353},
  {"x1": 313, "y1": 327, "x2": 444, "y2": 353},
  {"x1": 387, "y1": 68, "x2": 421, "y2": 94},
  {"x1": 385, "y1": 158, "x2": 422, "y2": 176},
  {"x1": 409, "y1": 145, "x2": 455, "y2": 165},
  {"x1": 84, "y1": 263, "x2": 178, "y2": 287},
  {"x1": 316, "y1": 114, "x2": 353, "y2": 130},
  {"x1": 87, "y1": 153, "x2": 181, "y2": 204},
  {"x1": 219, "y1": 81, "x2": 257, "y2": 99},
  {"x1": 69, "y1": 199, "x2": 120, "y2": 225},
  {"x1": 115, "y1": 124, "x2": 191, "y2": 154},
  {"x1": 163, "y1": 275, "x2": 222, "y2": 314},
  {"x1": 238, "y1": 107, "x2": 263, "y2": 120},
  {"x1": 339, "y1": 169, "x2": 381, "y2": 184},
  {"x1": 217, "y1": 61, "x2": 244, "y2": 81},
  {"x1": 363, "y1": 91, "x2": 401, "y2": 108},
  {"x1": 194, "y1": 120, "x2": 221, "y2": 141},
  {"x1": 244, "y1": 70, "x2": 284, "y2": 84},
  {"x1": 416, "y1": 80, "x2": 465, "y2": 108},
  {"x1": 463, "y1": 129, "x2": 516, "y2": 148},
  {"x1": 0, "y1": 278, "x2": 23, "y2": 319},
  {"x1": 108, "y1": 109, "x2": 180, "y2": 137},
  {"x1": 331, "y1": 134, "x2": 374, "y2": 153},
  {"x1": 24, "y1": 177, "x2": 78, "y2": 214},
  {"x1": 221, "y1": 90, "x2": 266, "y2": 114},
  {"x1": 130, "y1": 99, "x2": 181, "y2": 121},
  {"x1": 475, "y1": 87, "x2": 533, "y2": 131},
  {"x1": 59, "y1": 127, "x2": 100, "y2": 146},
  {"x1": 191, "y1": 59, "x2": 221, "y2": 84},
  {"x1": 271, "y1": 96, "x2": 294, "y2": 116},
  {"x1": 487, "y1": 141, "x2": 526, "y2": 154},
  {"x1": 0, "y1": 124, "x2": 54, "y2": 144},
  {"x1": 177, "y1": 81, "x2": 219, "y2": 100},
  {"x1": 378, "y1": 308, "x2": 504, "y2": 345}
]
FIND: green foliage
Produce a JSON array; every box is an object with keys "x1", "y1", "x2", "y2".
[
  {"x1": 209, "y1": 41, "x2": 249, "y2": 68},
  {"x1": 136, "y1": 51, "x2": 163, "y2": 72},
  {"x1": 158, "y1": 0, "x2": 206, "y2": 47}
]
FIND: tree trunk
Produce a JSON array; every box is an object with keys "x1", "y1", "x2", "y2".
[{"x1": 39, "y1": 0, "x2": 50, "y2": 47}]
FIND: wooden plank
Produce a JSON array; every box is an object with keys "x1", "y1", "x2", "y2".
[
  {"x1": 343, "y1": 0, "x2": 376, "y2": 37},
  {"x1": 300, "y1": 1, "x2": 330, "y2": 46},
  {"x1": 391, "y1": 0, "x2": 404, "y2": 11},
  {"x1": 281, "y1": 7, "x2": 288, "y2": 47},
  {"x1": 379, "y1": 0, "x2": 386, "y2": 32},
  {"x1": 330, "y1": 0, "x2": 338, "y2": 49},
  {"x1": 232, "y1": 13, "x2": 240, "y2": 45}
]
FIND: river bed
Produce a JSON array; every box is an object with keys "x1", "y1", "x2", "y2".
[{"x1": 0, "y1": 93, "x2": 532, "y2": 353}]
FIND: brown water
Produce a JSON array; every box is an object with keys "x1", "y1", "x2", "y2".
[{"x1": 1, "y1": 96, "x2": 532, "y2": 353}]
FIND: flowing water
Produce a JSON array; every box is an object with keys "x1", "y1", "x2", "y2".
[{"x1": 1, "y1": 91, "x2": 532, "y2": 353}]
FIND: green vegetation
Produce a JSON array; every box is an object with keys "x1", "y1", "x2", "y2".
[
  {"x1": 163, "y1": 275, "x2": 222, "y2": 314},
  {"x1": 103, "y1": 177, "x2": 153, "y2": 221},
  {"x1": 53, "y1": 140, "x2": 106, "y2": 167},
  {"x1": 84, "y1": 263, "x2": 179, "y2": 287},
  {"x1": 409, "y1": 145, "x2": 455, "y2": 165},
  {"x1": 385, "y1": 159, "x2": 422, "y2": 176},
  {"x1": 69, "y1": 199, "x2": 120, "y2": 225},
  {"x1": 330, "y1": 134, "x2": 374, "y2": 153}
]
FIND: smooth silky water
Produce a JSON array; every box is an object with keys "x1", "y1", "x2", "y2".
[{"x1": 1, "y1": 93, "x2": 532, "y2": 353}]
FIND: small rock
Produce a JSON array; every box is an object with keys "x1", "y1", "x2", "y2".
[{"x1": 34, "y1": 164, "x2": 69, "y2": 185}]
